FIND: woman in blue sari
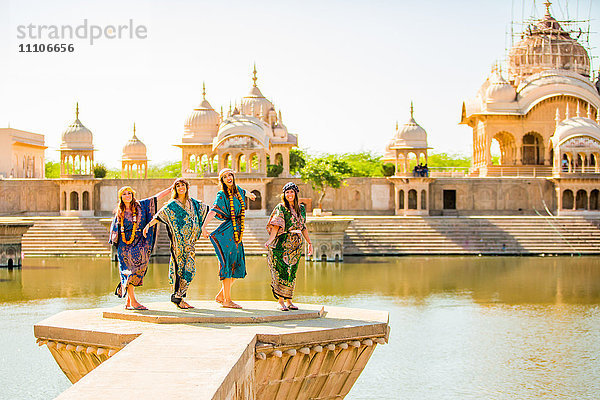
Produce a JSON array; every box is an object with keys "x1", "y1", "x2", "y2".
[
  {"x1": 143, "y1": 178, "x2": 209, "y2": 309},
  {"x1": 109, "y1": 185, "x2": 172, "y2": 310},
  {"x1": 202, "y1": 168, "x2": 256, "y2": 309}
]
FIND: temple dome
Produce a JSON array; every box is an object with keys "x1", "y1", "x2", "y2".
[
  {"x1": 551, "y1": 117, "x2": 600, "y2": 147},
  {"x1": 486, "y1": 72, "x2": 516, "y2": 103},
  {"x1": 508, "y1": 5, "x2": 590, "y2": 84},
  {"x1": 391, "y1": 104, "x2": 428, "y2": 148},
  {"x1": 240, "y1": 65, "x2": 274, "y2": 118},
  {"x1": 183, "y1": 84, "x2": 220, "y2": 143},
  {"x1": 60, "y1": 104, "x2": 93, "y2": 150},
  {"x1": 122, "y1": 124, "x2": 147, "y2": 161}
]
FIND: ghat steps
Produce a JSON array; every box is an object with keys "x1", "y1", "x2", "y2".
[
  {"x1": 153, "y1": 216, "x2": 270, "y2": 256},
  {"x1": 343, "y1": 216, "x2": 600, "y2": 255},
  {"x1": 21, "y1": 218, "x2": 112, "y2": 257},
  {"x1": 18, "y1": 216, "x2": 600, "y2": 257}
]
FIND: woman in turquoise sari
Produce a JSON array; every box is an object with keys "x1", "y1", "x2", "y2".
[
  {"x1": 202, "y1": 168, "x2": 256, "y2": 309},
  {"x1": 109, "y1": 185, "x2": 172, "y2": 310},
  {"x1": 264, "y1": 182, "x2": 313, "y2": 311},
  {"x1": 143, "y1": 178, "x2": 209, "y2": 309}
]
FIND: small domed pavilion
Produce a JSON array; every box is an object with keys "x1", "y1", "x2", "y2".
[{"x1": 121, "y1": 123, "x2": 148, "y2": 179}]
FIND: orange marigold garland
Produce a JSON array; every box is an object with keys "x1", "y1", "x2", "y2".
[
  {"x1": 120, "y1": 204, "x2": 139, "y2": 245},
  {"x1": 228, "y1": 188, "x2": 245, "y2": 243}
]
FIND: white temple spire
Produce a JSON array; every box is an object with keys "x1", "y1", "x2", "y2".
[{"x1": 555, "y1": 107, "x2": 561, "y2": 128}]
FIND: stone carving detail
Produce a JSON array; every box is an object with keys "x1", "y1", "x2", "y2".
[
  {"x1": 254, "y1": 336, "x2": 387, "y2": 399},
  {"x1": 36, "y1": 338, "x2": 120, "y2": 384}
]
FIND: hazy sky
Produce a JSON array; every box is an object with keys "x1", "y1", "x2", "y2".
[{"x1": 1, "y1": 0, "x2": 598, "y2": 167}]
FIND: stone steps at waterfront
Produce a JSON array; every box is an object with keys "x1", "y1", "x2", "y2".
[
  {"x1": 343, "y1": 217, "x2": 600, "y2": 255},
  {"x1": 22, "y1": 218, "x2": 112, "y2": 257},
  {"x1": 154, "y1": 217, "x2": 270, "y2": 256}
]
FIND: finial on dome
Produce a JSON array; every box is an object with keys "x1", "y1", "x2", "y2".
[
  {"x1": 555, "y1": 107, "x2": 560, "y2": 127},
  {"x1": 395, "y1": 120, "x2": 398, "y2": 131},
  {"x1": 278, "y1": 110, "x2": 282, "y2": 123},
  {"x1": 75, "y1": 102, "x2": 79, "y2": 120},
  {"x1": 220, "y1": 106, "x2": 223, "y2": 119},
  {"x1": 252, "y1": 63, "x2": 258, "y2": 87},
  {"x1": 133, "y1": 122, "x2": 136, "y2": 137},
  {"x1": 544, "y1": 1, "x2": 552, "y2": 16},
  {"x1": 410, "y1": 101, "x2": 414, "y2": 119},
  {"x1": 202, "y1": 81, "x2": 206, "y2": 100}
]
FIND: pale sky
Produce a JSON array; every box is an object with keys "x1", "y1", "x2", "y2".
[{"x1": 1, "y1": 0, "x2": 599, "y2": 168}]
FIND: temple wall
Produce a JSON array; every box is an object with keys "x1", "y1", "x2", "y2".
[
  {"x1": 429, "y1": 178, "x2": 556, "y2": 215},
  {"x1": 267, "y1": 177, "x2": 395, "y2": 216},
  {"x1": 0, "y1": 179, "x2": 60, "y2": 216},
  {"x1": 0, "y1": 176, "x2": 559, "y2": 216}
]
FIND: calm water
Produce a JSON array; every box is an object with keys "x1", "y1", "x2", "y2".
[{"x1": 1, "y1": 256, "x2": 600, "y2": 400}]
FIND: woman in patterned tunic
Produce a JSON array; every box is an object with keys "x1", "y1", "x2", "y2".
[
  {"x1": 143, "y1": 178, "x2": 209, "y2": 309},
  {"x1": 109, "y1": 185, "x2": 172, "y2": 310},
  {"x1": 264, "y1": 182, "x2": 313, "y2": 311},
  {"x1": 202, "y1": 168, "x2": 256, "y2": 309}
]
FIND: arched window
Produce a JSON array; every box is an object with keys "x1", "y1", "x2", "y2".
[
  {"x1": 249, "y1": 190, "x2": 261, "y2": 210},
  {"x1": 82, "y1": 191, "x2": 90, "y2": 210},
  {"x1": 408, "y1": 189, "x2": 417, "y2": 209},
  {"x1": 576, "y1": 189, "x2": 588, "y2": 210},
  {"x1": 421, "y1": 189, "x2": 427, "y2": 210},
  {"x1": 398, "y1": 190, "x2": 404, "y2": 209},
  {"x1": 590, "y1": 189, "x2": 599, "y2": 210},
  {"x1": 62, "y1": 191, "x2": 66, "y2": 210},
  {"x1": 562, "y1": 190, "x2": 574, "y2": 209},
  {"x1": 275, "y1": 153, "x2": 283, "y2": 166},
  {"x1": 200, "y1": 154, "x2": 209, "y2": 172},
  {"x1": 521, "y1": 132, "x2": 544, "y2": 165},
  {"x1": 250, "y1": 153, "x2": 259, "y2": 172},
  {"x1": 238, "y1": 154, "x2": 246, "y2": 172},
  {"x1": 70, "y1": 191, "x2": 79, "y2": 210}
]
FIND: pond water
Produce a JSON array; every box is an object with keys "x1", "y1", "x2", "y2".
[{"x1": 1, "y1": 256, "x2": 600, "y2": 399}]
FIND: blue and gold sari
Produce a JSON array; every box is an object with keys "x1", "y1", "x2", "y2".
[
  {"x1": 155, "y1": 197, "x2": 209, "y2": 300},
  {"x1": 109, "y1": 197, "x2": 158, "y2": 297}
]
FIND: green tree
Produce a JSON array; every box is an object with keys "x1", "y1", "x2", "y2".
[
  {"x1": 426, "y1": 152, "x2": 472, "y2": 168},
  {"x1": 338, "y1": 151, "x2": 384, "y2": 177},
  {"x1": 300, "y1": 156, "x2": 352, "y2": 209},
  {"x1": 381, "y1": 163, "x2": 395, "y2": 177},
  {"x1": 289, "y1": 148, "x2": 306, "y2": 175},
  {"x1": 267, "y1": 164, "x2": 283, "y2": 177},
  {"x1": 147, "y1": 161, "x2": 182, "y2": 178},
  {"x1": 93, "y1": 163, "x2": 107, "y2": 178},
  {"x1": 45, "y1": 161, "x2": 61, "y2": 178}
]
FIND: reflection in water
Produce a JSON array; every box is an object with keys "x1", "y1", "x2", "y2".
[{"x1": 1, "y1": 256, "x2": 600, "y2": 399}]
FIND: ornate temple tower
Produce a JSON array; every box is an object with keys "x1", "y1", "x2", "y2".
[
  {"x1": 59, "y1": 103, "x2": 95, "y2": 178},
  {"x1": 461, "y1": 1, "x2": 600, "y2": 179},
  {"x1": 384, "y1": 103, "x2": 432, "y2": 215},
  {"x1": 59, "y1": 103, "x2": 96, "y2": 216},
  {"x1": 121, "y1": 123, "x2": 148, "y2": 179}
]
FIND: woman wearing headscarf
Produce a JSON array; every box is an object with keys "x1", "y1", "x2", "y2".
[
  {"x1": 264, "y1": 182, "x2": 312, "y2": 311},
  {"x1": 109, "y1": 185, "x2": 172, "y2": 310},
  {"x1": 143, "y1": 178, "x2": 209, "y2": 309},
  {"x1": 202, "y1": 168, "x2": 256, "y2": 309}
]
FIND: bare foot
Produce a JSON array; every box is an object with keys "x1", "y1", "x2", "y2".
[
  {"x1": 177, "y1": 300, "x2": 194, "y2": 309},
  {"x1": 215, "y1": 294, "x2": 224, "y2": 304},
  {"x1": 222, "y1": 301, "x2": 242, "y2": 309}
]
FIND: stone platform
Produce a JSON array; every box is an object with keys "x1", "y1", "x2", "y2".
[{"x1": 34, "y1": 301, "x2": 389, "y2": 400}]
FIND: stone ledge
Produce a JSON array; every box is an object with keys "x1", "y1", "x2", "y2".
[{"x1": 102, "y1": 301, "x2": 325, "y2": 324}]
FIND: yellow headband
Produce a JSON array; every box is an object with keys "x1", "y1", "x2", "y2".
[{"x1": 118, "y1": 186, "x2": 136, "y2": 200}]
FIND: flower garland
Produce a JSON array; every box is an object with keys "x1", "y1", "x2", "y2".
[
  {"x1": 228, "y1": 188, "x2": 245, "y2": 243},
  {"x1": 120, "y1": 204, "x2": 139, "y2": 245}
]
